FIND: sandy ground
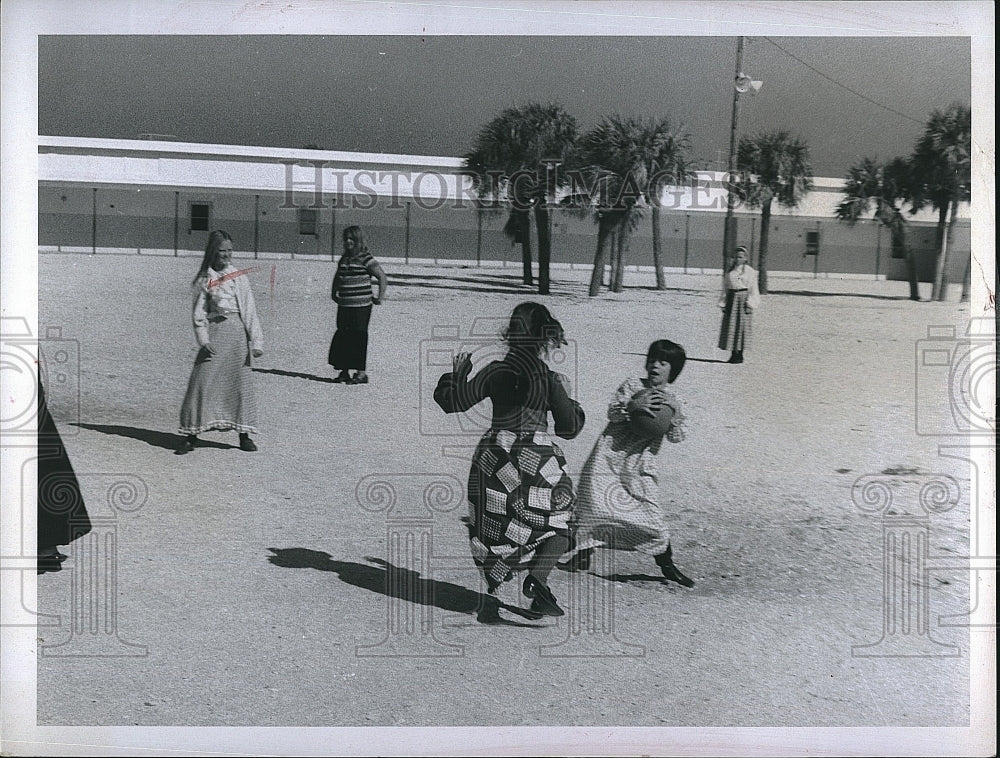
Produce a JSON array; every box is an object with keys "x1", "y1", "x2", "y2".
[{"x1": 33, "y1": 253, "x2": 978, "y2": 732}]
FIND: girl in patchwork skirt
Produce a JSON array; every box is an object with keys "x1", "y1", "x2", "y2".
[
  {"x1": 434, "y1": 302, "x2": 585, "y2": 620},
  {"x1": 177, "y1": 230, "x2": 264, "y2": 454},
  {"x1": 718, "y1": 245, "x2": 761, "y2": 364},
  {"x1": 563, "y1": 339, "x2": 694, "y2": 587}
]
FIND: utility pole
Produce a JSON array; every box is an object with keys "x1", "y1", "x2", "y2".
[{"x1": 721, "y1": 35, "x2": 745, "y2": 267}]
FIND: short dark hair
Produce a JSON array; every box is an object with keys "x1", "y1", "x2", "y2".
[{"x1": 646, "y1": 339, "x2": 686, "y2": 383}]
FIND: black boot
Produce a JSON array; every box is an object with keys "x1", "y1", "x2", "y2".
[
  {"x1": 477, "y1": 594, "x2": 504, "y2": 624},
  {"x1": 37, "y1": 547, "x2": 63, "y2": 574},
  {"x1": 655, "y1": 545, "x2": 694, "y2": 587},
  {"x1": 523, "y1": 574, "x2": 565, "y2": 616}
]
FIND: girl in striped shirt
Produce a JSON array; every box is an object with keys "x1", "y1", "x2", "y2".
[{"x1": 327, "y1": 226, "x2": 388, "y2": 384}]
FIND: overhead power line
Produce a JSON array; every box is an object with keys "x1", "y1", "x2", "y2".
[{"x1": 762, "y1": 37, "x2": 926, "y2": 126}]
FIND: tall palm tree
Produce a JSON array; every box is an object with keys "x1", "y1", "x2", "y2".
[
  {"x1": 572, "y1": 116, "x2": 691, "y2": 295},
  {"x1": 647, "y1": 124, "x2": 691, "y2": 289},
  {"x1": 736, "y1": 130, "x2": 814, "y2": 294},
  {"x1": 908, "y1": 104, "x2": 971, "y2": 302},
  {"x1": 836, "y1": 156, "x2": 921, "y2": 300},
  {"x1": 463, "y1": 103, "x2": 578, "y2": 294},
  {"x1": 561, "y1": 168, "x2": 624, "y2": 297}
]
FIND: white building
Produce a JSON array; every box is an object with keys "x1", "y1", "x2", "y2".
[{"x1": 39, "y1": 136, "x2": 970, "y2": 281}]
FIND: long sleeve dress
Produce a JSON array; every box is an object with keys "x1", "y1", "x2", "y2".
[
  {"x1": 570, "y1": 377, "x2": 686, "y2": 556},
  {"x1": 434, "y1": 351, "x2": 585, "y2": 591},
  {"x1": 179, "y1": 265, "x2": 264, "y2": 436},
  {"x1": 718, "y1": 263, "x2": 762, "y2": 352}
]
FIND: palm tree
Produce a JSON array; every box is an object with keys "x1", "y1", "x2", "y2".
[
  {"x1": 908, "y1": 104, "x2": 971, "y2": 302},
  {"x1": 561, "y1": 169, "x2": 623, "y2": 297},
  {"x1": 646, "y1": 124, "x2": 691, "y2": 289},
  {"x1": 736, "y1": 130, "x2": 814, "y2": 294},
  {"x1": 836, "y1": 157, "x2": 921, "y2": 300},
  {"x1": 463, "y1": 103, "x2": 578, "y2": 294},
  {"x1": 571, "y1": 116, "x2": 691, "y2": 295}
]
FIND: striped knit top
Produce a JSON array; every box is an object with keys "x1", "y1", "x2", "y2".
[{"x1": 332, "y1": 251, "x2": 377, "y2": 308}]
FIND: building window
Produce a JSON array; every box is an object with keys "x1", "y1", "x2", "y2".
[
  {"x1": 297, "y1": 207, "x2": 318, "y2": 236},
  {"x1": 805, "y1": 230, "x2": 820, "y2": 255},
  {"x1": 190, "y1": 202, "x2": 211, "y2": 232}
]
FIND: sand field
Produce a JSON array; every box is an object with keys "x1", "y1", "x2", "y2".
[{"x1": 33, "y1": 252, "x2": 978, "y2": 731}]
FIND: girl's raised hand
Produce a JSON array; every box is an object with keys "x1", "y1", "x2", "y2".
[
  {"x1": 453, "y1": 352, "x2": 473, "y2": 378},
  {"x1": 551, "y1": 372, "x2": 572, "y2": 394}
]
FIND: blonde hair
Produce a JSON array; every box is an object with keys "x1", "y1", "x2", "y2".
[
  {"x1": 193, "y1": 230, "x2": 233, "y2": 283},
  {"x1": 341, "y1": 225, "x2": 367, "y2": 257}
]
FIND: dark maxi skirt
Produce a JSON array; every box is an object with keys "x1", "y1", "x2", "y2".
[
  {"x1": 37, "y1": 381, "x2": 91, "y2": 551},
  {"x1": 718, "y1": 289, "x2": 753, "y2": 352},
  {"x1": 466, "y1": 428, "x2": 576, "y2": 591},
  {"x1": 179, "y1": 315, "x2": 258, "y2": 435},
  {"x1": 327, "y1": 305, "x2": 372, "y2": 371}
]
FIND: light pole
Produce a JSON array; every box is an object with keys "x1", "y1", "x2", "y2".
[
  {"x1": 721, "y1": 36, "x2": 745, "y2": 267},
  {"x1": 721, "y1": 38, "x2": 763, "y2": 267}
]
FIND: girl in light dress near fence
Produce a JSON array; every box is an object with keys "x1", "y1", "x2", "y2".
[
  {"x1": 177, "y1": 230, "x2": 264, "y2": 454},
  {"x1": 718, "y1": 246, "x2": 762, "y2": 364}
]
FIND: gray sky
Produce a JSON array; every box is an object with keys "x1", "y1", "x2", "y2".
[{"x1": 39, "y1": 35, "x2": 970, "y2": 177}]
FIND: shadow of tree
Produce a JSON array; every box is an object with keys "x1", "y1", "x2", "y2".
[
  {"x1": 628, "y1": 285, "x2": 708, "y2": 295},
  {"x1": 767, "y1": 289, "x2": 913, "y2": 301},
  {"x1": 386, "y1": 278, "x2": 537, "y2": 296},
  {"x1": 390, "y1": 272, "x2": 528, "y2": 286},
  {"x1": 71, "y1": 423, "x2": 234, "y2": 451}
]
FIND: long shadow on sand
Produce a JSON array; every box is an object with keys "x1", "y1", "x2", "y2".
[
  {"x1": 387, "y1": 271, "x2": 570, "y2": 295},
  {"x1": 621, "y1": 352, "x2": 727, "y2": 364},
  {"x1": 767, "y1": 289, "x2": 914, "y2": 301},
  {"x1": 252, "y1": 367, "x2": 336, "y2": 383},
  {"x1": 625, "y1": 285, "x2": 708, "y2": 295},
  {"x1": 390, "y1": 271, "x2": 530, "y2": 287},
  {"x1": 266, "y1": 547, "x2": 541, "y2": 627},
  {"x1": 601, "y1": 573, "x2": 668, "y2": 584},
  {"x1": 392, "y1": 272, "x2": 703, "y2": 296},
  {"x1": 387, "y1": 278, "x2": 536, "y2": 296},
  {"x1": 71, "y1": 423, "x2": 235, "y2": 451}
]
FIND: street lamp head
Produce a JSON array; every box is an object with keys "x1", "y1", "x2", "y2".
[{"x1": 735, "y1": 73, "x2": 763, "y2": 95}]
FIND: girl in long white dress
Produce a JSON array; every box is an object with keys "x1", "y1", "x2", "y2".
[
  {"x1": 718, "y1": 246, "x2": 762, "y2": 364},
  {"x1": 564, "y1": 339, "x2": 694, "y2": 587},
  {"x1": 177, "y1": 230, "x2": 264, "y2": 454}
]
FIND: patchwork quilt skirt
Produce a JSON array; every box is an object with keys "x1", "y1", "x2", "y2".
[{"x1": 466, "y1": 428, "x2": 575, "y2": 591}]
